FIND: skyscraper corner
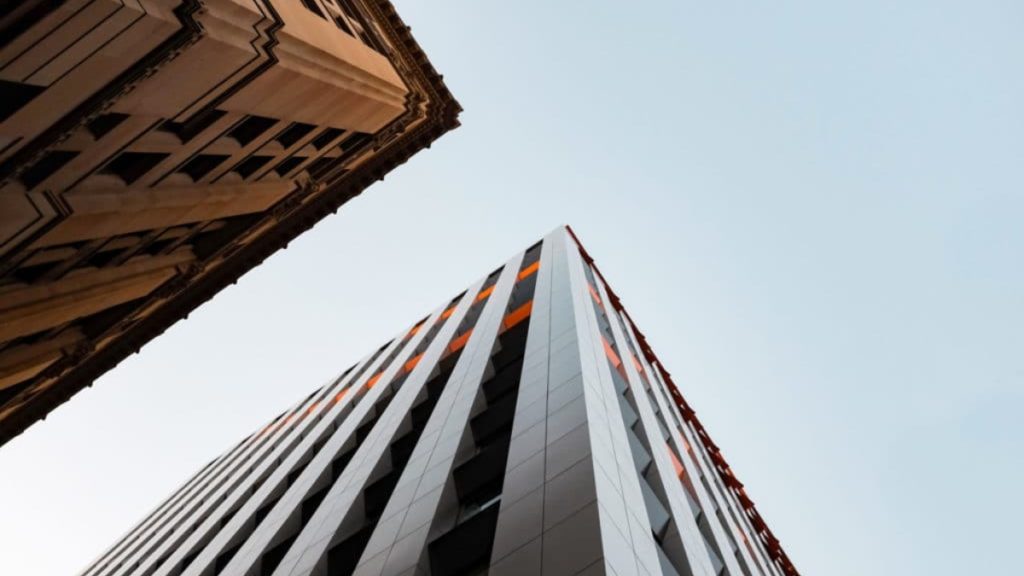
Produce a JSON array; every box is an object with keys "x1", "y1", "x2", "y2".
[{"x1": 81, "y1": 227, "x2": 798, "y2": 576}]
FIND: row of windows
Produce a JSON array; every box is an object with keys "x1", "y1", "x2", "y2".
[
  {"x1": 585, "y1": 258, "x2": 779, "y2": 576},
  {"x1": 425, "y1": 250, "x2": 540, "y2": 576},
  {"x1": 16, "y1": 110, "x2": 369, "y2": 192},
  {"x1": 83, "y1": 343, "x2": 390, "y2": 576},
  {"x1": 297, "y1": 0, "x2": 389, "y2": 54},
  {"x1": 84, "y1": 259, "x2": 546, "y2": 576}
]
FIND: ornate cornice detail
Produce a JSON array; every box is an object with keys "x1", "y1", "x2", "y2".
[{"x1": 0, "y1": 0, "x2": 461, "y2": 444}]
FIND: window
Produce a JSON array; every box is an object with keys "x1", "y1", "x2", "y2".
[
  {"x1": 19, "y1": 150, "x2": 77, "y2": 189},
  {"x1": 228, "y1": 115, "x2": 277, "y2": 146},
  {"x1": 232, "y1": 155, "x2": 275, "y2": 179},
  {"x1": 178, "y1": 154, "x2": 229, "y2": 181},
  {"x1": 158, "y1": 109, "x2": 226, "y2": 142},
  {"x1": 86, "y1": 113, "x2": 129, "y2": 139},
  {"x1": 275, "y1": 122, "x2": 316, "y2": 148},
  {"x1": 272, "y1": 156, "x2": 306, "y2": 177},
  {"x1": 0, "y1": 79, "x2": 44, "y2": 122},
  {"x1": 300, "y1": 0, "x2": 326, "y2": 19},
  {"x1": 312, "y1": 128, "x2": 345, "y2": 150},
  {"x1": 101, "y1": 152, "x2": 169, "y2": 185}
]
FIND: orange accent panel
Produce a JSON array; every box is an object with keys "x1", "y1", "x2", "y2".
[
  {"x1": 631, "y1": 353, "x2": 644, "y2": 373},
  {"x1": 407, "y1": 323, "x2": 423, "y2": 337},
  {"x1": 476, "y1": 285, "x2": 495, "y2": 302},
  {"x1": 565, "y1": 225, "x2": 800, "y2": 576},
  {"x1": 588, "y1": 284, "x2": 602, "y2": 306},
  {"x1": 602, "y1": 336, "x2": 622, "y2": 368},
  {"x1": 517, "y1": 261, "x2": 539, "y2": 281},
  {"x1": 306, "y1": 401, "x2": 319, "y2": 415},
  {"x1": 449, "y1": 329, "x2": 473, "y2": 353},
  {"x1": 502, "y1": 300, "x2": 533, "y2": 330},
  {"x1": 333, "y1": 388, "x2": 350, "y2": 404},
  {"x1": 366, "y1": 373, "x2": 382, "y2": 389},
  {"x1": 667, "y1": 444, "x2": 685, "y2": 477},
  {"x1": 441, "y1": 305, "x2": 456, "y2": 319},
  {"x1": 404, "y1": 353, "x2": 424, "y2": 373}
]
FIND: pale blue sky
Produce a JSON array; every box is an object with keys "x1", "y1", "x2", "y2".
[{"x1": 1, "y1": 1, "x2": 1021, "y2": 574}]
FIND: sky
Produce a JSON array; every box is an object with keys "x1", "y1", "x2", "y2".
[{"x1": 1, "y1": 1, "x2": 1022, "y2": 574}]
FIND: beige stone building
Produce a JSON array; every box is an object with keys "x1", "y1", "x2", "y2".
[{"x1": 0, "y1": 0, "x2": 460, "y2": 444}]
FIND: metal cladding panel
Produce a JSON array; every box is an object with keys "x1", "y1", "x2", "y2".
[
  {"x1": 84, "y1": 227, "x2": 798, "y2": 576},
  {"x1": 589, "y1": 275, "x2": 722, "y2": 576},
  {"x1": 352, "y1": 250, "x2": 526, "y2": 576},
  {"x1": 81, "y1": 437, "x2": 248, "y2": 576},
  {"x1": 88, "y1": 382, "x2": 337, "y2": 576},
  {"x1": 268, "y1": 274, "x2": 490, "y2": 576},
  {"x1": 171, "y1": 333, "x2": 420, "y2": 576}
]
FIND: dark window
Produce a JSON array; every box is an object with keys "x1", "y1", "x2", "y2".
[
  {"x1": 335, "y1": 0, "x2": 387, "y2": 53},
  {"x1": 158, "y1": 109, "x2": 227, "y2": 142},
  {"x1": 254, "y1": 495, "x2": 281, "y2": 525},
  {"x1": 331, "y1": 450, "x2": 354, "y2": 481},
  {"x1": 276, "y1": 122, "x2": 316, "y2": 148},
  {"x1": 101, "y1": 152, "x2": 169, "y2": 184},
  {"x1": 301, "y1": 487, "x2": 329, "y2": 523},
  {"x1": 363, "y1": 470, "x2": 400, "y2": 518},
  {"x1": 0, "y1": 79, "x2": 45, "y2": 122},
  {"x1": 428, "y1": 504, "x2": 501, "y2": 576},
  {"x1": 178, "y1": 154, "x2": 229, "y2": 181},
  {"x1": 181, "y1": 550, "x2": 200, "y2": 572},
  {"x1": 213, "y1": 542, "x2": 242, "y2": 574},
  {"x1": 260, "y1": 534, "x2": 296, "y2": 576},
  {"x1": 305, "y1": 156, "x2": 337, "y2": 177},
  {"x1": 326, "y1": 526, "x2": 373, "y2": 576},
  {"x1": 332, "y1": 15, "x2": 353, "y2": 36},
  {"x1": 272, "y1": 156, "x2": 306, "y2": 177},
  {"x1": 300, "y1": 0, "x2": 326, "y2": 19},
  {"x1": 233, "y1": 155, "x2": 275, "y2": 179},
  {"x1": 86, "y1": 113, "x2": 129, "y2": 139},
  {"x1": 338, "y1": 131, "x2": 372, "y2": 153},
  {"x1": 19, "y1": 150, "x2": 77, "y2": 189},
  {"x1": 312, "y1": 128, "x2": 345, "y2": 150},
  {"x1": 228, "y1": 115, "x2": 277, "y2": 146}
]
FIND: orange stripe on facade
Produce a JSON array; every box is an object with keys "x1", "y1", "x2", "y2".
[
  {"x1": 588, "y1": 284, "x2": 602, "y2": 306},
  {"x1": 602, "y1": 336, "x2": 622, "y2": 368},
  {"x1": 517, "y1": 261, "x2": 539, "y2": 281},
  {"x1": 333, "y1": 388, "x2": 349, "y2": 404},
  {"x1": 631, "y1": 353, "x2": 644, "y2": 374},
  {"x1": 306, "y1": 401, "x2": 319, "y2": 415},
  {"x1": 449, "y1": 329, "x2": 473, "y2": 353},
  {"x1": 365, "y1": 373, "x2": 382, "y2": 389},
  {"x1": 667, "y1": 444, "x2": 686, "y2": 477},
  {"x1": 502, "y1": 300, "x2": 533, "y2": 330},
  {"x1": 404, "y1": 353, "x2": 424, "y2": 373},
  {"x1": 476, "y1": 285, "x2": 495, "y2": 302},
  {"x1": 441, "y1": 305, "x2": 456, "y2": 319},
  {"x1": 565, "y1": 225, "x2": 800, "y2": 576}
]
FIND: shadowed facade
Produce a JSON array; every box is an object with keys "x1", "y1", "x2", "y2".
[{"x1": 0, "y1": 0, "x2": 460, "y2": 443}]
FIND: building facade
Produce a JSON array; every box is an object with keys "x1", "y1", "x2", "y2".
[
  {"x1": 0, "y1": 0, "x2": 460, "y2": 443},
  {"x1": 81, "y1": 227, "x2": 798, "y2": 576}
]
